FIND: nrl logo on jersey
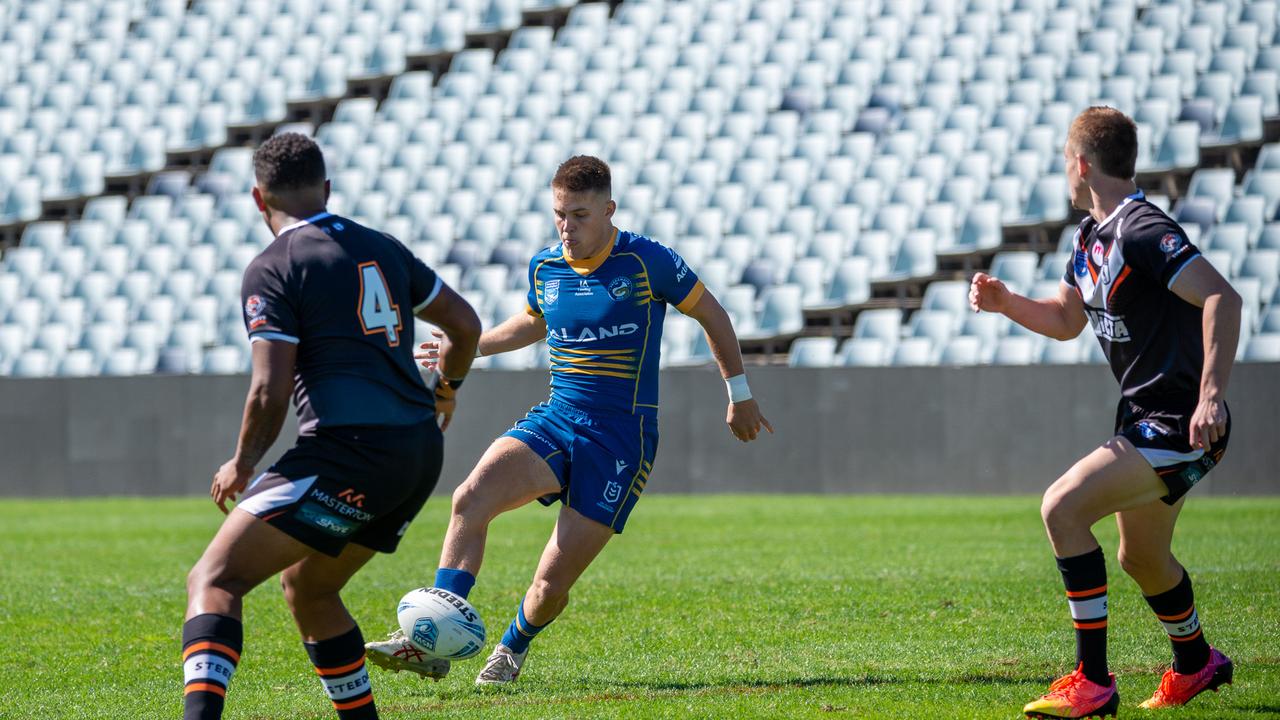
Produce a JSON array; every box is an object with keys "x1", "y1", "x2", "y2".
[
  {"x1": 544, "y1": 279, "x2": 560, "y2": 306},
  {"x1": 1084, "y1": 307, "x2": 1131, "y2": 342}
]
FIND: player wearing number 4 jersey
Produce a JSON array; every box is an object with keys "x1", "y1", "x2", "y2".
[
  {"x1": 366, "y1": 156, "x2": 773, "y2": 685},
  {"x1": 182, "y1": 133, "x2": 480, "y2": 720},
  {"x1": 971, "y1": 108, "x2": 1241, "y2": 718}
]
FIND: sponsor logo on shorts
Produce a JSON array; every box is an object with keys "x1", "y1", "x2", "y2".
[
  {"x1": 608, "y1": 276, "x2": 634, "y2": 301},
  {"x1": 297, "y1": 501, "x2": 361, "y2": 537},
  {"x1": 544, "y1": 279, "x2": 560, "y2": 306},
  {"x1": 337, "y1": 488, "x2": 366, "y2": 508},
  {"x1": 603, "y1": 480, "x2": 623, "y2": 504},
  {"x1": 1159, "y1": 233, "x2": 1182, "y2": 254},
  {"x1": 308, "y1": 488, "x2": 375, "y2": 522},
  {"x1": 1183, "y1": 465, "x2": 1204, "y2": 487},
  {"x1": 1136, "y1": 421, "x2": 1166, "y2": 440}
]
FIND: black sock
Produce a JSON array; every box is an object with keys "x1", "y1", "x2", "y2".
[
  {"x1": 1144, "y1": 569, "x2": 1211, "y2": 674},
  {"x1": 1057, "y1": 548, "x2": 1110, "y2": 686},
  {"x1": 182, "y1": 614, "x2": 243, "y2": 720},
  {"x1": 305, "y1": 626, "x2": 377, "y2": 720}
]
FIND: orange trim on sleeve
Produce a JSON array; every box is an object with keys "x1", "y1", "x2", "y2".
[
  {"x1": 525, "y1": 302, "x2": 542, "y2": 317},
  {"x1": 674, "y1": 280, "x2": 706, "y2": 314}
]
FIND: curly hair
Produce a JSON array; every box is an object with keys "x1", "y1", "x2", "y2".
[
  {"x1": 252, "y1": 132, "x2": 326, "y2": 193},
  {"x1": 1068, "y1": 107, "x2": 1138, "y2": 180},
  {"x1": 551, "y1": 155, "x2": 611, "y2": 195}
]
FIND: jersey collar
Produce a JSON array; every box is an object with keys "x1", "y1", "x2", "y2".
[
  {"x1": 564, "y1": 227, "x2": 620, "y2": 276},
  {"x1": 276, "y1": 211, "x2": 333, "y2": 237},
  {"x1": 1095, "y1": 190, "x2": 1144, "y2": 231}
]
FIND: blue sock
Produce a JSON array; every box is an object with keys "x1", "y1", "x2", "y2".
[
  {"x1": 434, "y1": 568, "x2": 475, "y2": 599},
  {"x1": 499, "y1": 597, "x2": 551, "y2": 654}
]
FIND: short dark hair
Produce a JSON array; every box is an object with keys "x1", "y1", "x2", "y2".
[
  {"x1": 1068, "y1": 106, "x2": 1138, "y2": 180},
  {"x1": 551, "y1": 155, "x2": 611, "y2": 195},
  {"x1": 253, "y1": 132, "x2": 326, "y2": 193}
]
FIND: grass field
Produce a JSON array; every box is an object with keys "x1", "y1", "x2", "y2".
[{"x1": 1, "y1": 495, "x2": 1277, "y2": 720}]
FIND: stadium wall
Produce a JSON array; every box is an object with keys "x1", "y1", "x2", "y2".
[{"x1": 1, "y1": 364, "x2": 1277, "y2": 498}]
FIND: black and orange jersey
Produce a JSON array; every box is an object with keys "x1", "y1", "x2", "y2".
[
  {"x1": 1063, "y1": 191, "x2": 1205, "y2": 400},
  {"x1": 241, "y1": 212, "x2": 441, "y2": 433}
]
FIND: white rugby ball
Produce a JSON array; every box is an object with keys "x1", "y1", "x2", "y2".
[{"x1": 396, "y1": 587, "x2": 486, "y2": 660}]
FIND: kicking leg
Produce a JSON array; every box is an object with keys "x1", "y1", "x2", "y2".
[{"x1": 434, "y1": 437, "x2": 561, "y2": 597}]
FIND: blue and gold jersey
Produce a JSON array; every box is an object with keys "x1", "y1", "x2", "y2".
[{"x1": 525, "y1": 229, "x2": 704, "y2": 416}]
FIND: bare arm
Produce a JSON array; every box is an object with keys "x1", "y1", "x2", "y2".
[
  {"x1": 1168, "y1": 256, "x2": 1241, "y2": 449},
  {"x1": 681, "y1": 290, "x2": 773, "y2": 442},
  {"x1": 969, "y1": 273, "x2": 1088, "y2": 341},
  {"x1": 478, "y1": 311, "x2": 548, "y2": 357},
  {"x1": 212, "y1": 339, "x2": 296, "y2": 513},
  {"x1": 415, "y1": 282, "x2": 482, "y2": 430},
  {"x1": 415, "y1": 283, "x2": 482, "y2": 382}
]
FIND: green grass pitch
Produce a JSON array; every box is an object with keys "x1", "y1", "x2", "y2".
[{"x1": 1, "y1": 495, "x2": 1277, "y2": 719}]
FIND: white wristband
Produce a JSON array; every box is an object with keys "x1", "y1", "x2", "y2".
[{"x1": 725, "y1": 374, "x2": 752, "y2": 403}]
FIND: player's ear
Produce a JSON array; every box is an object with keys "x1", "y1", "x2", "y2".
[
  {"x1": 604, "y1": 199, "x2": 616, "y2": 218},
  {"x1": 323, "y1": 178, "x2": 331, "y2": 204},
  {"x1": 251, "y1": 185, "x2": 267, "y2": 212}
]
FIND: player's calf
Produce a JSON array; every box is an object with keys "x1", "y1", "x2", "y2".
[{"x1": 305, "y1": 626, "x2": 378, "y2": 719}]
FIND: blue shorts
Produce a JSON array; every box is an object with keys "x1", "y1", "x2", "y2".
[{"x1": 502, "y1": 399, "x2": 657, "y2": 533}]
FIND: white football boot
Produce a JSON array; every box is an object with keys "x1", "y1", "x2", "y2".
[
  {"x1": 474, "y1": 644, "x2": 526, "y2": 686},
  {"x1": 364, "y1": 629, "x2": 451, "y2": 680}
]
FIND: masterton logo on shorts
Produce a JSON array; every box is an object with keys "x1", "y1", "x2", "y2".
[{"x1": 308, "y1": 488, "x2": 374, "y2": 521}]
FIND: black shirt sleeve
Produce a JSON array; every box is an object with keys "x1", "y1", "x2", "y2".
[
  {"x1": 241, "y1": 248, "x2": 300, "y2": 342},
  {"x1": 1123, "y1": 220, "x2": 1202, "y2": 288}
]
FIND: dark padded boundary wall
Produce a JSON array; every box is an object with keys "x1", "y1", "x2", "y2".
[{"x1": 0, "y1": 364, "x2": 1276, "y2": 497}]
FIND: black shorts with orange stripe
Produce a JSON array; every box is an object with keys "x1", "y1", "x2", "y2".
[
  {"x1": 1115, "y1": 397, "x2": 1230, "y2": 505},
  {"x1": 237, "y1": 421, "x2": 443, "y2": 557}
]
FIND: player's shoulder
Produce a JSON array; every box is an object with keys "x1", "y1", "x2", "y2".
[
  {"x1": 529, "y1": 244, "x2": 563, "y2": 267},
  {"x1": 1123, "y1": 201, "x2": 1186, "y2": 244},
  {"x1": 617, "y1": 230, "x2": 675, "y2": 261}
]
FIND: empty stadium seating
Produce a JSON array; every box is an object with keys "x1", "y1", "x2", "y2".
[{"x1": 1, "y1": 0, "x2": 1279, "y2": 376}]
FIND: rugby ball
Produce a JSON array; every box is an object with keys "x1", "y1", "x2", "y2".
[{"x1": 396, "y1": 587, "x2": 486, "y2": 660}]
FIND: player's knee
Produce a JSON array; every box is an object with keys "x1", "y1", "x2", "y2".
[
  {"x1": 187, "y1": 560, "x2": 251, "y2": 601},
  {"x1": 529, "y1": 577, "x2": 570, "y2": 611},
  {"x1": 450, "y1": 480, "x2": 485, "y2": 520},
  {"x1": 1116, "y1": 546, "x2": 1172, "y2": 580},
  {"x1": 1040, "y1": 483, "x2": 1082, "y2": 533}
]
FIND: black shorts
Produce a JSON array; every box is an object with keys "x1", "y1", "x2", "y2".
[
  {"x1": 1115, "y1": 397, "x2": 1230, "y2": 505},
  {"x1": 236, "y1": 422, "x2": 443, "y2": 557}
]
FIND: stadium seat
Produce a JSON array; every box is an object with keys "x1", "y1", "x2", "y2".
[
  {"x1": 787, "y1": 337, "x2": 838, "y2": 367},
  {"x1": 838, "y1": 337, "x2": 889, "y2": 367}
]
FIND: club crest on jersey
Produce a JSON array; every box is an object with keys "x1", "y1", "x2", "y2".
[
  {"x1": 607, "y1": 276, "x2": 634, "y2": 301},
  {"x1": 244, "y1": 295, "x2": 265, "y2": 318},
  {"x1": 1090, "y1": 241, "x2": 1106, "y2": 267},
  {"x1": 1073, "y1": 249, "x2": 1087, "y2": 276},
  {"x1": 544, "y1": 279, "x2": 560, "y2": 307},
  {"x1": 1160, "y1": 233, "x2": 1182, "y2": 254}
]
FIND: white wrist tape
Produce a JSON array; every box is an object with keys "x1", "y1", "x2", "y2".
[{"x1": 725, "y1": 374, "x2": 752, "y2": 403}]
